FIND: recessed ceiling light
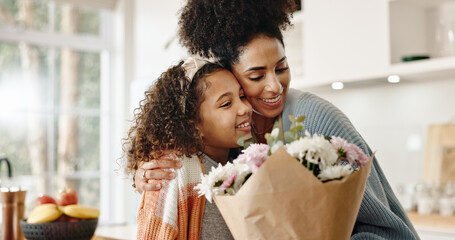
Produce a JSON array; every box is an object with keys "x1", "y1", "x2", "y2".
[
  {"x1": 388, "y1": 75, "x2": 400, "y2": 83},
  {"x1": 331, "y1": 82, "x2": 344, "y2": 90}
]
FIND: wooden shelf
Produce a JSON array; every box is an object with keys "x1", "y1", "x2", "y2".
[{"x1": 407, "y1": 211, "x2": 455, "y2": 233}]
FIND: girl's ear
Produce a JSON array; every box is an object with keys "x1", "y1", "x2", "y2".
[{"x1": 196, "y1": 123, "x2": 204, "y2": 137}]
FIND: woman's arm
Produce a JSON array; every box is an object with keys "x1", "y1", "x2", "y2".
[{"x1": 134, "y1": 157, "x2": 182, "y2": 193}]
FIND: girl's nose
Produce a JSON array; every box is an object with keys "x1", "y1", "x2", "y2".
[{"x1": 238, "y1": 99, "x2": 252, "y2": 116}]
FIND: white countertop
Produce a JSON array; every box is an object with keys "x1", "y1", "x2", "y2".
[{"x1": 94, "y1": 224, "x2": 136, "y2": 240}]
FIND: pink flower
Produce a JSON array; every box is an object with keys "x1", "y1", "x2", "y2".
[
  {"x1": 219, "y1": 174, "x2": 236, "y2": 191},
  {"x1": 331, "y1": 136, "x2": 368, "y2": 168},
  {"x1": 352, "y1": 146, "x2": 369, "y2": 167},
  {"x1": 233, "y1": 143, "x2": 269, "y2": 172}
]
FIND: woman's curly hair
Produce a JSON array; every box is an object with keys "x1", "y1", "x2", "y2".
[
  {"x1": 178, "y1": 0, "x2": 296, "y2": 68},
  {"x1": 123, "y1": 61, "x2": 223, "y2": 175}
]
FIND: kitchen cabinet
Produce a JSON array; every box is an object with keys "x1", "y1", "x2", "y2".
[{"x1": 286, "y1": 0, "x2": 455, "y2": 89}]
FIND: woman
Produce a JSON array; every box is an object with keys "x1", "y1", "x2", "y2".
[
  {"x1": 135, "y1": 0, "x2": 419, "y2": 239},
  {"x1": 125, "y1": 57, "x2": 251, "y2": 239}
]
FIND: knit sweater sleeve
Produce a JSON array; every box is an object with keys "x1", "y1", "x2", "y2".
[
  {"x1": 136, "y1": 155, "x2": 205, "y2": 240},
  {"x1": 282, "y1": 89, "x2": 420, "y2": 240}
]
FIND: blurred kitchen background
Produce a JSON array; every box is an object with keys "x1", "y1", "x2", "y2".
[{"x1": 1, "y1": 0, "x2": 455, "y2": 239}]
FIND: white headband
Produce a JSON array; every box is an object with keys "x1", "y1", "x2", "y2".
[{"x1": 179, "y1": 56, "x2": 214, "y2": 112}]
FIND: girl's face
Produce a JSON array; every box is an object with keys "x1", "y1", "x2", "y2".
[
  {"x1": 197, "y1": 69, "x2": 252, "y2": 153},
  {"x1": 231, "y1": 36, "x2": 290, "y2": 119}
]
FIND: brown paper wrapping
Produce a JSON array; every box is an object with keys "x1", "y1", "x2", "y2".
[{"x1": 214, "y1": 147, "x2": 373, "y2": 240}]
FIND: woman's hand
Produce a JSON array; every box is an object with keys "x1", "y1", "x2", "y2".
[{"x1": 135, "y1": 156, "x2": 182, "y2": 193}]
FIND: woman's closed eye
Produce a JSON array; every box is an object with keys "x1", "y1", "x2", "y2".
[
  {"x1": 276, "y1": 67, "x2": 289, "y2": 73},
  {"x1": 249, "y1": 75, "x2": 264, "y2": 81}
]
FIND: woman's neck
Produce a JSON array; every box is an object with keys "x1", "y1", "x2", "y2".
[
  {"x1": 252, "y1": 112, "x2": 276, "y2": 144},
  {"x1": 203, "y1": 147, "x2": 230, "y2": 165}
]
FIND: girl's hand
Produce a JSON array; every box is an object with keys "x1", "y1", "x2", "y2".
[{"x1": 135, "y1": 155, "x2": 182, "y2": 193}]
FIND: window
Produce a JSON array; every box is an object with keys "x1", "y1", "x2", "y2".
[{"x1": 0, "y1": 0, "x2": 116, "y2": 223}]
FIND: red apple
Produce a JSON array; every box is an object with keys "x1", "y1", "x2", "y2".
[
  {"x1": 55, "y1": 214, "x2": 70, "y2": 222},
  {"x1": 36, "y1": 194, "x2": 56, "y2": 206},
  {"x1": 68, "y1": 217, "x2": 79, "y2": 222},
  {"x1": 55, "y1": 215, "x2": 79, "y2": 222},
  {"x1": 56, "y1": 187, "x2": 78, "y2": 206}
]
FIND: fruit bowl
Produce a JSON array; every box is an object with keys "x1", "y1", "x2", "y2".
[{"x1": 20, "y1": 218, "x2": 98, "y2": 240}]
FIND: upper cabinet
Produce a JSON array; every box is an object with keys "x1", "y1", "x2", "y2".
[
  {"x1": 388, "y1": 0, "x2": 455, "y2": 82},
  {"x1": 286, "y1": 0, "x2": 455, "y2": 89}
]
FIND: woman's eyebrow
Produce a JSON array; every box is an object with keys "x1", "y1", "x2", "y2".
[
  {"x1": 244, "y1": 66, "x2": 265, "y2": 73},
  {"x1": 243, "y1": 56, "x2": 287, "y2": 73},
  {"x1": 276, "y1": 56, "x2": 287, "y2": 64}
]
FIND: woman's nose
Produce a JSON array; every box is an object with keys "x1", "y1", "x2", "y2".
[{"x1": 264, "y1": 74, "x2": 282, "y2": 93}]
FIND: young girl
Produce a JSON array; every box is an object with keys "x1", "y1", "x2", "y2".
[{"x1": 124, "y1": 57, "x2": 250, "y2": 239}]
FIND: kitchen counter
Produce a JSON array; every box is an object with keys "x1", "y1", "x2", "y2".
[
  {"x1": 92, "y1": 224, "x2": 136, "y2": 240},
  {"x1": 407, "y1": 211, "x2": 455, "y2": 240},
  {"x1": 91, "y1": 213, "x2": 455, "y2": 240}
]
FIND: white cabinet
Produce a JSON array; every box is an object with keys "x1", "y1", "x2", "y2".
[
  {"x1": 303, "y1": 0, "x2": 389, "y2": 86},
  {"x1": 287, "y1": 0, "x2": 455, "y2": 89},
  {"x1": 388, "y1": 0, "x2": 455, "y2": 82}
]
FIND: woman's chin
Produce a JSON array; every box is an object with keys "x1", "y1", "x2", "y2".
[{"x1": 253, "y1": 106, "x2": 284, "y2": 119}]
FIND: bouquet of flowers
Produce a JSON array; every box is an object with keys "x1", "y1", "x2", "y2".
[{"x1": 195, "y1": 115, "x2": 373, "y2": 240}]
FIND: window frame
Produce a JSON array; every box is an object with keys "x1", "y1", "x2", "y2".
[{"x1": 0, "y1": 0, "x2": 132, "y2": 224}]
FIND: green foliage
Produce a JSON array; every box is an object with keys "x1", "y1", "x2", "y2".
[
  {"x1": 32, "y1": 1, "x2": 50, "y2": 31},
  {"x1": 264, "y1": 115, "x2": 306, "y2": 154},
  {"x1": 237, "y1": 136, "x2": 253, "y2": 149},
  {"x1": 0, "y1": 0, "x2": 18, "y2": 25},
  {"x1": 78, "y1": 8, "x2": 100, "y2": 35},
  {"x1": 214, "y1": 180, "x2": 223, "y2": 187},
  {"x1": 76, "y1": 116, "x2": 100, "y2": 171},
  {"x1": 266, "y1": 115, "x2": 306, "y2": 146},
  {"x1": 0, "y1": 42, "x2": 20, "y2": 74},
  {"x1": 78, "y1": 52, "x2": 101, "y2": 108}
]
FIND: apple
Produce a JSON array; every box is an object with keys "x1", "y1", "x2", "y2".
[
  {"x1": 36, "y1": 194, "x2": 56, "y2": 206},
  {"x1": 56, "y1": 187, "x2": 78, "y2": 206},
  {"x1": 55, "y1": 215, "x2": 79, "y2": 222},
  {"x1": 55, "y1": 214, "x2": 70, "y2": 222}
]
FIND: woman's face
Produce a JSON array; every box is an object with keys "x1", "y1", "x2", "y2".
[
  {"x1": 231, "y1": 36, "x2": 290, "y2": 119},
  {"x1": 197, "y1": 69, "x2": 252, "y2": 152}
]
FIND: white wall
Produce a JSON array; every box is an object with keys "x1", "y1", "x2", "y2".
[
  {"x1": 134, "y1": 0, "x2": 186, "y2": 84},
  {"x1": 303, "y1": 78, "x2": 455, "y2": 191}
]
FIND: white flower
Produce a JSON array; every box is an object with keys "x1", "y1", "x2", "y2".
[
  {"x1": 194, "y1": 162, "x2": 238, "y2": 202},
  {"x1": 194, "y1": 162, "x2": 250, "y2": 203},
  {"x1": 285, "y1": 132, "x2": 338, "y2": 168},
  {"x1": 271, "y1": 128, "x2": 280, "y2": 138},
  {"x1": 318, "y1": 165, "x2": 353, "y2": 181},
  {"x1": 232, "y1": 166, "x2": 251, "y2": 191}
]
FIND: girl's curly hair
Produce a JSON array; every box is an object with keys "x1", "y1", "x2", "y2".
[
  {"x1": 178, "y1": 0, "x2": 296, "y2": 68},
  {"x1": 123, "y1": 61, "x2": 223, "y2": 175}
]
